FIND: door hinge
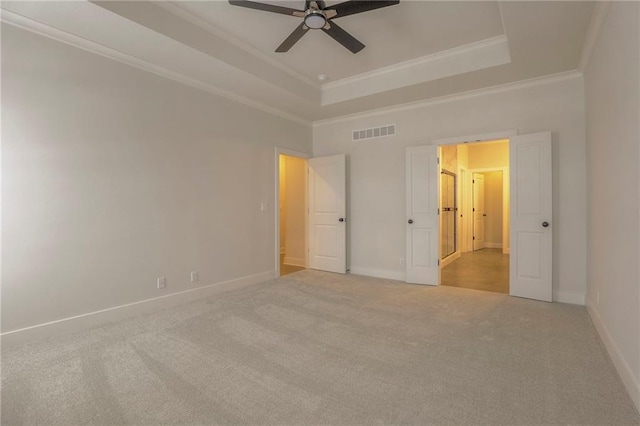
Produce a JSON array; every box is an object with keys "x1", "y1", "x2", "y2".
[
  {"x1": 473, "y1": 208, "x2": 475, "y2": 212},
  {"x1": 437, "y1": 208, "x2": 440, "y2": 215},
  {"x1": 437, "y1": 157, "x2": 440, "y2": 164},
  {"x1": 473, "y1": 236, "x2": 475, "y2": 240},
  {"x1": 438, "y1": 259, "x2": 440, "y2": 266}
]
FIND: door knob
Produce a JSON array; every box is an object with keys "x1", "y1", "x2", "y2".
[
  {"x1": 408, "y1": 219, "x2": 414, "y2": 224},
  {"x1": 542, "y1": 221, "x2": 549, "y2": 227},
  {"x1": 338, "y1": 218, "x2": 345, "y2": 222}
]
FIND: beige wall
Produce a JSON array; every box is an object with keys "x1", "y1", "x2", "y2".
[
  {"x1": 1, "y1": 26, "x2": 312, "y2": 334},
  {"x1": 483, "y1": 171, "x2": 503, "y2": 246},
  {"x1": 441, "y1": 145, "x2": 458, "y2": 173},
  {"x1": 282, "y1": 155, "x2": 306, "y2": 266},
  {"x1": 468, "y1": 140, "x2": 509, "y2": 169},
  {"x1": 314, "y1": 75, "x2": 586, "y2": 304},
  {"x1": 584, "y1": 1, "x2": 640, "y2": 409}
]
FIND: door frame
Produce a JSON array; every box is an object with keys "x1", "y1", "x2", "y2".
[
  {"x1": 431, "y1": 129, "x2": 516, "y2": 286},
  {"x1": 274, "y1": 147, "x2": 311, "y2": 278},
  {"x1": 469, "y1": 167, "x2": 509, "y2": 254}
]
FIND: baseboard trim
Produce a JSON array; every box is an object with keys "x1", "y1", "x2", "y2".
[
  {"x1": 350, "y1": 267, "x2": 406, "y2": 282},
  {"x1": 587, "y1": 303, "x2": 640, "y2": 412},
  {"x1": 283, "y1": 257, "x2": 305, "y2": 267},
  {"x1": 485, "y1": 242, "x2": 503, "y2": 249},
  {"x1": 553, "y1": 290, "x2": 586, "y2": 305},
  {"x1": 1, "y1": 270, "x2": 275, "y2": 349},
  {"x1": 441, "y1": 252, "x2": 461, "y2": 268}
]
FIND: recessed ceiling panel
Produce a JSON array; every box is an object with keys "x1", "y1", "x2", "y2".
[{"x1": 175, "y1": 1, "x2": 505, "y2": 81}]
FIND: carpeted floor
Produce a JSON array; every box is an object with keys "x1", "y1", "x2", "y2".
[{"x1": 2, "y1": 270, "x2": 639, "y2": 425}]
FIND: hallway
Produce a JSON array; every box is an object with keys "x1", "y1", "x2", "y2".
[{"x1": 441, "y1": 248, "x2": 509, "y2": 294}]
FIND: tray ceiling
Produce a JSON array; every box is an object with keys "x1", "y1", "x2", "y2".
[{"x1": 1, "y1": 1, "x2": 596, "y2": 123}]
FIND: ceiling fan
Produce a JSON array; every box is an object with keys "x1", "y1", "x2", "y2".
[{"x1": 228, "y1": 0, "x2": 400, "y2": 54}]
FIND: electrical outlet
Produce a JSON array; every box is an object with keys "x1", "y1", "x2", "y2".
[
  {"x1": 157, "y1": 277, "x2": 166, "y2": 289},
  {"x1": 190, "y1": 271, "x2": 199, "y2": 283}
]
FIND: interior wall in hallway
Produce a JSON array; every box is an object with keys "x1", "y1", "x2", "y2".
[{"x1": 483, "y1": 171, "x2": 503, "y2": 247}]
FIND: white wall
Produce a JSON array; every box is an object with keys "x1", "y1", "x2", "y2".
[
  {"x1": 313, "y1": 75, "x2": 587, "y2": 304},
  {"x1": 584, "y1": 1, "x2": 640, "y2": 410},
  {"x1": 1, "y1": 26, "x2": 312, "y2": 336}
]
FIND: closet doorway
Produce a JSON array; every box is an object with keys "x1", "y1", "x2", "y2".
[{"x1": 277, "y1": 151, "x2": 308, "y2": 276}]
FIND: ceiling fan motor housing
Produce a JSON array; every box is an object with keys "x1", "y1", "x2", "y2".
[{"x1": 304, "y1": 10, "x2": 327, "y2": 29}]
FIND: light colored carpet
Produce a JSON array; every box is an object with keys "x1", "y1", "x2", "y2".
[{"x1": 2, "y1": 270, "x2": 639, "y2": 425}]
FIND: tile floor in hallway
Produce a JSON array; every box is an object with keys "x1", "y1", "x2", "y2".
[{"x1": 441, "y1": 248, "x2": 509, "y2": 294}]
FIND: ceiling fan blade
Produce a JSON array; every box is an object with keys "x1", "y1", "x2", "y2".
[
  {"x1": 276, "y1": 23, "x2": 309, "y2": 52},
  {"x1": 326, "y1": 1, "x2": 400, "y2": 18},
  {"x1": 322, "y1": 21, "x2": 365, "y2": 53},
  {"x1": 228, "y1": 1, "x2": 303, "y2": 16}
]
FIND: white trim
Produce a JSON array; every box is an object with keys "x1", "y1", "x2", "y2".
[
  {"x1": 350, "y1": 267, "x2": 406, "y2": 282},
  {"x1": 484, "y1": 242, "x2": 503, "y2": 249},
  {"x1": 440, "y1": 252, "x2": 461, "y2": 268},
  {"x1": 554, "y1": 290, "x2": 585, "y2": 305},
  {"x1": 0, "y1": 9, "x2": 311, "y2": 126},
  {"x1": 434, "y1": 131, "x2": 516, "y2": 146},
  {"x1": 1, "y1": 271, "x2": 275, "y2": 349},
  {"x1": 587, "y1": 304, "x2": 640, "y2": 411},
  {"x1": 156, "y1": 1, "x2": 319, "y2": 89},
  {"x1": 275, "y1": 147, "x2": 311, "y2": 278},
  {"x1": 313, "y1": 70, "x2": 582, "y2": 127},
  {"x1": 321, "y1": 36, "x2": 511, "y2": 105},
  {"x1": 283, "y1": 257, "x2": 306, "y2": 268},
  {"x1": 578, "y1": 2, "x2": 612, "y2": 72},
  {"x1": 469, "y1": 167, "x2": 510, "y2": 256}
]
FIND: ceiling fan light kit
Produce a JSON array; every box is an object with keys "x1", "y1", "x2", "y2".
[{"x1": 228, "y1": 0, "x2": 400, "y2": 53}]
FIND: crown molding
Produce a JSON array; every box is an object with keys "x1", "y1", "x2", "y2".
[
  {"x1": 578, "y1": 1, "x2": 612, "y2": 72},
  {"x1": 0, "y1": 8, "x2": 311, "y2": 126},
  {"x1": 156, "y1": 1, "x2": 319, "y2": 90},
  {"x1": 313, "y1": 70, "x2": 582, "y2": 127},
  {"x1": 321, "y1": 35, "x2": 511, "y2": 105}
]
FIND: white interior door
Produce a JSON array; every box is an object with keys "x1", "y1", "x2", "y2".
[
  {"x1": 509, "y1": 132, "x2": 552, "y2": 302},
  {"x1": 308, "y1": 154, "x2": 346, "y2": 274},
  {"x1": 473, "y1": 173, "x2": 486, "y2": 250},
  {"x1": 405, "y1": 146, "x2": 439, "y2": 285}
]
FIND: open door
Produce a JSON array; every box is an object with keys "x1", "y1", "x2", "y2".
[
  {"x1": 308, "y1": 154, "x2": 347, "y2": 274},
  {"x1": 405, "y1": 146, "x2": 439, "y2": 285},
  {"x1": 473, "y1": 173, "x2": 486, "y2": 250},
  {"x1": 509, "y1": 132, "x2": 552, "y2": 302}
]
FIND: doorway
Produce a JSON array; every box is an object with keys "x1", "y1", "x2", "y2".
[
  {"x1": 277, "y1": 152, "x2": 308, "y2": 276},
  {"x1": 439, "y1": 140, "x2": 510, "y2": 294}
]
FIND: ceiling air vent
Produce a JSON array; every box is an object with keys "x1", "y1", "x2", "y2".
[{"x1": 352, "y1": 124, "x2": 396, "y2": 141}]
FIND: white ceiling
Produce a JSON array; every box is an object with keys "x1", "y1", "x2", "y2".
[
  {"x1": 1, "y1": 1, "x2": 596, "y2": 123},
  {"x1": 177, "y1": 1, "x2": 505, "y2": 81}
]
